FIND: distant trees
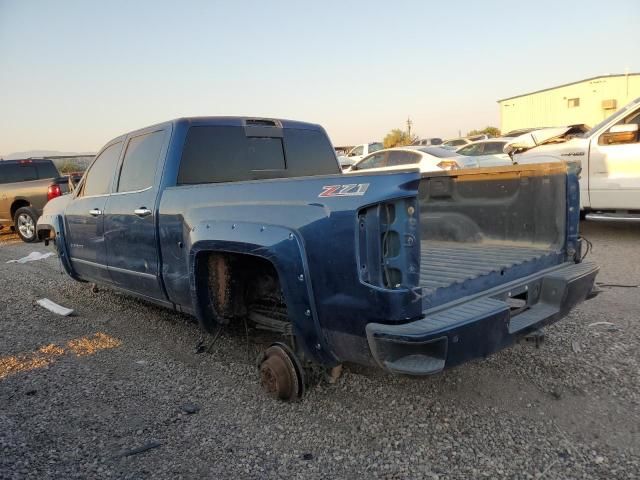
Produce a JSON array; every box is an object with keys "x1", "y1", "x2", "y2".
[
  {"x1": 57, "y1": 161, "x2": 84, "y2": 174},
  {"x1": 467, "y1": 126, "x2": 501, "y2": 137},
  {"x1": 383, "y1": 129, "x2": 417, "y2": 148}
]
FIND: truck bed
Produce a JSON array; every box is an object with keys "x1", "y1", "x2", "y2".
[
  {"x1": 420, "y1": 241, "x2": 553, "y2": 289},
  {"x1": 419, "y1": 240, "x2": 563, "y2": 309},
  {"x1": 415, "y1": 163, "x2": 574, "y2": 309}
]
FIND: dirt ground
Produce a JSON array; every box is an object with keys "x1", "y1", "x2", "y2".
[{"x1": 0, "y1": 221, "x2": 638, "y2": 479}]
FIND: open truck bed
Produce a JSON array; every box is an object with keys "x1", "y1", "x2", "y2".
[
  {"x1": 365, "y1": 162, "x2": 598, "y2": 376},
  {"x1": 419, "y1": 241, "x2": 560, "y2": 307}
]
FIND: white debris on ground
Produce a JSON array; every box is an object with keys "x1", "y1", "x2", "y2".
[
  {"x1": 6, "y1": 251, "x2": 54, "y2": 264},
  {"x1": 36, "y1": 298, "x2": 74, "y2": 316}
]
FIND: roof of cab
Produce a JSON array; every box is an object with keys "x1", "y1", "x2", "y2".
[{"x1": 102, "y1": 116, "x2": 324, "y2": 148}]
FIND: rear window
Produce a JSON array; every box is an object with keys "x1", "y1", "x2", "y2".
[
  {"x1": 0, "y1": 163, "x2": 37, "y2": 183},
  {"x1": 36, "y1": 161, "x2": 60, "y2": 179},
  {"x1": 178, "y1": 126, "x2": 338, "y2": 185}
]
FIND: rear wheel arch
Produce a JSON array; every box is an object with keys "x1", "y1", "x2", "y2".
[
  {"x1": 193, "y1": 250, "x2": 289, "y2": 333},
  {"x1": 10, "y1": 199, "x2": 30, "y2": 218}
]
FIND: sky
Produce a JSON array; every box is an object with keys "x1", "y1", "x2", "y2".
[{"x1": 1, "y1": 0, "x2": 639, "y2": 155}]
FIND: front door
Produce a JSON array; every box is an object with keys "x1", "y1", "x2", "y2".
[
  {"x1": 104, "y1": 128, "x2": 168, "y2": 300},
  {"x1": 65, "y1": 141, "x2": 123, "y2": 282},
  {"x1": 589, "y1": 108, "x2": 640, "y2": 210}
]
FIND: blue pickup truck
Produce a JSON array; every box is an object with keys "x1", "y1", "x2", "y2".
[{"x1": 37, "y1": 117, "x2": 599, "y2": 400}]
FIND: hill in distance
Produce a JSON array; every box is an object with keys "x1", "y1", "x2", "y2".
[{"x1": 1, "y1": 150, "x2": 95, "y2": 160}]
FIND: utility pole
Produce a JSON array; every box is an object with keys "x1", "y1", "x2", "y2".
[{"x1": 406, "y1": 116, "x2": 413, "y2": 139}]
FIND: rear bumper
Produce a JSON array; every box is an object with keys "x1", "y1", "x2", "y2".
[{"x1": 366, "y1": 261, "x2": 598, "y2": 375}]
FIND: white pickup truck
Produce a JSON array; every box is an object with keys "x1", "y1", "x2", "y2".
[
  {"x1": 337, "y1": 142, "x2": 383, "y2": 169},
  {"x1": 512, "y1": 97, "x2": 640, "y2": 222}
]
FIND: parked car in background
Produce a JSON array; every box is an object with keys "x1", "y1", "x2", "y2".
[
  {"x1": 338, "y1": 142, "x2": 383, "y2": 169},
  {"x1": 455, "y1": 139, "x2": 513, "y2": 167},
  {"x1": 37, "y1": 116, "x2": 598, "y2": 401},
  {"x1": 0, "y1": 158, "x2": 69, "y2": 242},
  {"x1": 345, "y1": 146, "x2": 461, "y2": 173},
  {"x1": 441, "y1": 134, "x2": 490, "y2": 150},
  {"x1": 412, "y1": 137, "x2": 443, "y2": 146},
  {"x1": 442, "y1": 138, "x2": 470, "y2": 150},
  {"x1": 511, "y1": 97, "x2": 640, "y2": 221},
  {"x1": 502, "y1": 128, "x2": 538, "y2": 138}
]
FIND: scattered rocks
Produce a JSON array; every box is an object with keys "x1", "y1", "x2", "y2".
[{"x1": 1, "y1": 224, "x2": 639, "y2": 479}]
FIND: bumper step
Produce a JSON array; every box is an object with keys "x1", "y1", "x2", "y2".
[{"x1": 366, "y1": 261, "x2": 599, "y2": 375}]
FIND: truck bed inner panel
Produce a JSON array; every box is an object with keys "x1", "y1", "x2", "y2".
[{"x1": 419, "y1": 241, "x2": 561, "y2": 308}]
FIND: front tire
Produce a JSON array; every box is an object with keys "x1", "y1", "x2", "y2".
[{"x1": 14, "y1": 207, "x2": 40, "y2": 243}]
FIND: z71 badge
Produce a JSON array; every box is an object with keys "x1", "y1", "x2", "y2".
[{"x1": 319, "y1": 183, "x2": 370, "y2": 197}]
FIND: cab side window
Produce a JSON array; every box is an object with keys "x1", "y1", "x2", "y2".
[
  {"x1": 81, "y1": 142, "x2": 123, "y2": 197},
  {"x1": 117, "y1": 131, "x2": 165, "y2": 193}
]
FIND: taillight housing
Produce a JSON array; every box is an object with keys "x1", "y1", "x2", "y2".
[
  {"x1": 436, "y1": 160, "x2": 460, "y2": 171},
  {"x1": 47, "y1": 184, "x2": 62, "y2": 201}
]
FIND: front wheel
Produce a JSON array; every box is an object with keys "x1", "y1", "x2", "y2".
[{"x1": 14, "y1": 207, "x2": 40, "y2": 243}]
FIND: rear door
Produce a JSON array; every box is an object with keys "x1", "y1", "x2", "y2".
[
  {"x1": 103, "y1": 127, "x2": 168, "y2": 300},
  {"x1": 65, "y1": 141, "x2": 123, "y2": 282}
]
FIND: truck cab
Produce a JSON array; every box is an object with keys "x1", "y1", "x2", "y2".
[{"x1": 514, "y1": 97, "x2": 640, "y2": 221}]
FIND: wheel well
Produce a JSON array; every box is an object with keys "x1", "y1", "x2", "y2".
[
  {"x1": 11, "y1": 200, "x2": 31, "y2": 218},
  {"x1": 195, "y1": 251, "x2": 289, "y2": 333}
]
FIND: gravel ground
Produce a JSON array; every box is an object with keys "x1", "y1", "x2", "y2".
[{"x1": 0, "y1": 221, "x2": 638, "y2": 479}]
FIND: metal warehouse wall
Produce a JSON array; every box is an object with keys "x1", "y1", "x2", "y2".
[{"x1": 498, "y1": 74, "x2": 640, "y2": 133}]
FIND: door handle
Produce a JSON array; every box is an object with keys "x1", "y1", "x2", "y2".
[
  {"x1": 89, "y1": 208, "x2": 102, "y2": 216},
  {"x1": 134, "y1": 207, "x2": 152, "y2": 217}
]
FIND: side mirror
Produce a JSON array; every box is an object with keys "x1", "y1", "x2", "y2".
[{"x1": 600, "y1": 123, "x2": 638, "y2": 145}]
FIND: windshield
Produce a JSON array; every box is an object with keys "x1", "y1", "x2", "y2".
[{"x1": 584, "y1": 97, "x2": 640, "y2": 137}]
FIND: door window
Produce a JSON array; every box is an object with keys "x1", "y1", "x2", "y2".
[
  {"x1": 386, "y1": 151, "x2": 420, "y2": 166},
  {"x1": 482, "y1": 142, "x2": 507, "y2": 155},
  {"x1": 622, "y1": 111, "x2": 640, "y2": 143},
  {"x1": 117, "y1": 131, "x2": 165, "y2": 192},
  {"x1": 457, "y1": 143, "x2": 485, "y2": 156},
  {"x1": 354, "y1": 152, "x2": 386, "y2": 170},
  {"x1": 81, "y1": 142, "x2": 122, "y2": 196}
]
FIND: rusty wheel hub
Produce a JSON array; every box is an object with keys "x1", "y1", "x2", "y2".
[{"x1": 259, "y1": 344, "x2": 304, "y2": 401}]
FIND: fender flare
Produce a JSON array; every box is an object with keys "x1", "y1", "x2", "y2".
[{"x1": 187, "y1": 219, "x2": 337, "y2": 366}]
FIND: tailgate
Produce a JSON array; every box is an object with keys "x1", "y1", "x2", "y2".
[{"x1": 416, "y1": 162, "x2": 574, "y2": 310}]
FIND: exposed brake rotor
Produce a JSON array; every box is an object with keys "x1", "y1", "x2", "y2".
[{"x1": 258, "y1": 343, "x2": 304, "y2": 401}]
